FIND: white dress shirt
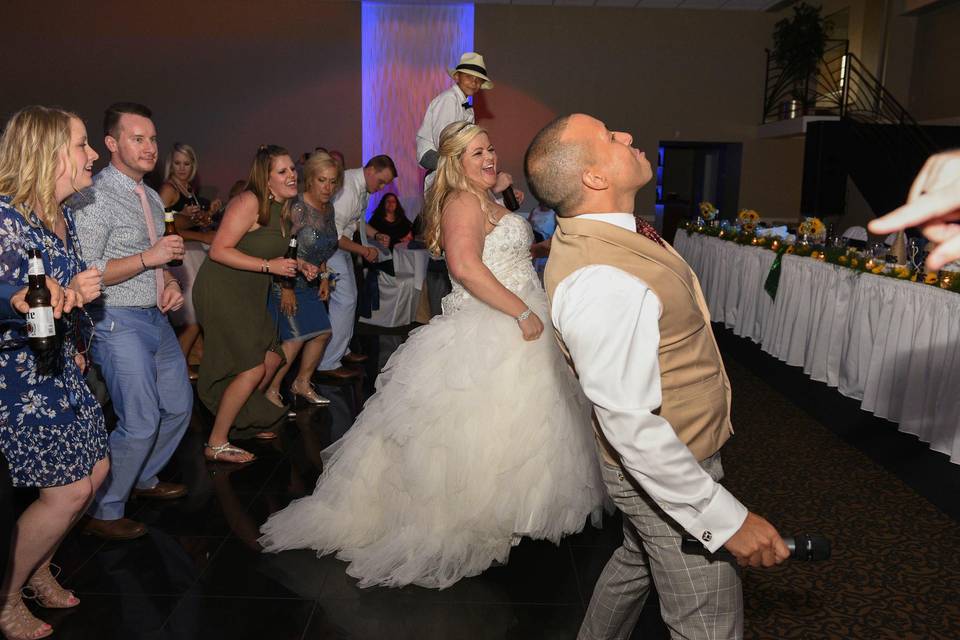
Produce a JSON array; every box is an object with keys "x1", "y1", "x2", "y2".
[
  {"x1": 550, "y1": 213, "x2": 748, "y2": 552},
  {"x1": 416, "y1": 85, "x2": 474, "y2": 193},
  {"x1": 332, "y1": 168, "x2": 370, "y2": 240},
  {"x1": 416, "y1": 84, "x2": 474, "y2": 166}
]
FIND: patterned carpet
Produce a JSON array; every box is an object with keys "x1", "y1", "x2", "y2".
[{"x1": 719, "y1": 335, "x2": 960, "y2": 639}]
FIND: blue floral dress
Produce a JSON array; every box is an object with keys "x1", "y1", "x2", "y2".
[{"x1": 0, "y1": 196, "x2": 108, "y2": 487}]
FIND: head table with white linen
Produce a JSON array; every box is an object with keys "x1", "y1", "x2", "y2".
[{"x1": 673, "y1": 231, "x2": 960, "y2": 465}]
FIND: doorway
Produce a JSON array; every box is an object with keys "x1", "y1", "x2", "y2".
[{"x1": 656, "y1": 142, "x2": 742, "y2": 243}]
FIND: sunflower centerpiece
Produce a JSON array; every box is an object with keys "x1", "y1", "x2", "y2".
[
  {"x1": 738, "y1": 209, "x2": 760, "y2": 236},
  {"x1": 798, "y1": 216, "x2": 826, "y2": 245},
  {"x1": 699, "y1": 201, "x2": 718, "y2": 228}
]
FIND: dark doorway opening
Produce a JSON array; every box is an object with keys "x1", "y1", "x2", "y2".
[{"x1": 656, "y1": 142, "x2": 742, "y2": 243}]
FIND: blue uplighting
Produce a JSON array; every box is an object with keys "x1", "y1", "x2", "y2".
[{"x1": 361, "y1": 2, "x2": 474, "y2": 218}]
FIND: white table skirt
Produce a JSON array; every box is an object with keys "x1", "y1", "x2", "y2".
[{"x1": 673, "y1": 231, "x2": 960, "y2": 464}]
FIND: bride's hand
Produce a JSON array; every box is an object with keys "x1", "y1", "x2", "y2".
[{"x1": 518, "y1": 311, "x2": 544, "y2": 341}]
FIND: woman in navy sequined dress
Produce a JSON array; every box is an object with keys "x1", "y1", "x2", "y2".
[{"x1": 0, "y1": 106, "x2": 110, "y2": 640}]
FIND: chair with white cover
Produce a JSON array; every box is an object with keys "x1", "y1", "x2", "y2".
[{"x1": 842, "y1": 225, "x2": 868, "y2": 249}]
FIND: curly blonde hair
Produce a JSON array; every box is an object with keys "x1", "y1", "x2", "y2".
[
  {"x1": 422, "y1": 121, "x2": 498, "y2": 256},
  {"x1": 0, "y1": 105, "x2": 78, "y2": 230}
]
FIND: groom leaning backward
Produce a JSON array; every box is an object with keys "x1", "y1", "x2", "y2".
[{"x1": 525, "y1": 114, "x2": 789, "y2": 640}]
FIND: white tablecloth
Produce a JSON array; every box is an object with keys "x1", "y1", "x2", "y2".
[
  {"x1": 359, "y1": 245, "x2": 431, "y2": 328},
  {"x1": 673, "y1": 232, "x2": 960, "y2": 464}
]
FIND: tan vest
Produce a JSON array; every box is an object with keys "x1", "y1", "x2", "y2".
[{"x1": 544, "y1": 216, "x2": 733, "y2": 465}]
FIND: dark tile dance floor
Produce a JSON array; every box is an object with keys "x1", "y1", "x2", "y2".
[{"x1": 10, "y1": 327, "x2": 960, "y2": 639}]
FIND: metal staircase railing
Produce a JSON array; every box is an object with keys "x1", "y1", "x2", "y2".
[
  {"x1": 838, "y1": 52, "x2": 938, "y2": 159},
  {"x1": 762, "y1": 43, "x2": 938, "y2": 158},
  {"x1": 765, "y1": 44, "x2": 943, "y2": 216},
  {"x1": 763, "y1": 39, "x2": 848, "y2": 123}
]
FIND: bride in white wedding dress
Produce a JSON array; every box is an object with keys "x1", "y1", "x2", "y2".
[{"x1": 259, "y1": 121, "x2": 607, "y2": 589}]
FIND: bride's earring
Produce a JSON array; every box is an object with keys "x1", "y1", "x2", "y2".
[{"x1": 268, "y1": 192, "x2": 275, "y2": 201}]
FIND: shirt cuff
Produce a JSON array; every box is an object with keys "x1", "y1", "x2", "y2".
[
  {"x1": 89, "y1": 258, "x2": 108, "y2": 274},
  {"x1": 685, "y1": 485, "x2": 748, "y2": 553}
]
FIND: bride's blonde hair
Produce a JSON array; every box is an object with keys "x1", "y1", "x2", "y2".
[{"x1": 423, "y1": 121, "x2": 498, "y2": 256}]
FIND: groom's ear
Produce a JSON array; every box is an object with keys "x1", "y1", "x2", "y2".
[{"x1": 581, "y1": 168, "x2": 608, "y2": 193}]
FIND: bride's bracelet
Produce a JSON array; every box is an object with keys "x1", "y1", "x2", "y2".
[{"x1": 516, "y1": 308, "x2": 532, "y2": 323}]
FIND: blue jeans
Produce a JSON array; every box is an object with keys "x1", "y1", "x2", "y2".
[{"x1": 89, "y1": 307, "x2": 192, "y2": 520}]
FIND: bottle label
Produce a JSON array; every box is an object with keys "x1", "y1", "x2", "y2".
[
  {"x1": 27, "y1": 257, "x2": 45, "y2": 276},
  {"x1": 164, "y1": 211, "x2": 176, "y2": 222},
  {"x1": 27, "y1": 306, "x2": 55, "y2": 338}
]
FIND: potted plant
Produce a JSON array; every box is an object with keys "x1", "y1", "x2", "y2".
[{"x1": 771, "y1": 3, "x2": 831, "y2": 118}]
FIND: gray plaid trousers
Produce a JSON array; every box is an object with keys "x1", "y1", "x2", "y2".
[{"x1": 578, "y1": 452, "x2": 743, "y2": 640}]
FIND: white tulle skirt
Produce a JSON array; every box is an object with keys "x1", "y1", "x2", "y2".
[{"x1": 258, "y1": 279, "x2": 608, "y2": 589}]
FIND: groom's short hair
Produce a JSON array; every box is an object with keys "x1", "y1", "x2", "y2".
[{"x1": 524, "y1": 115, "x2": 587, "y2": 217}]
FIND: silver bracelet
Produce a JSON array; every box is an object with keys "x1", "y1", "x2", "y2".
[{"x1": 516, "y1": 308, "x2": 532, "y2": 323}]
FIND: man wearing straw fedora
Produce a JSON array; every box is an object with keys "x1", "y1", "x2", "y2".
[
  {"x1": 416, "y1": 52, "x2": 506, "y2": 317},
  {"x1": 416, "y1": 52, "x2": 494, "y2": 193}
]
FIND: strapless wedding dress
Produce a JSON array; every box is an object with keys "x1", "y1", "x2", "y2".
[{"x1": 259, "y1": 213, "x2": 606, "y2": 589}]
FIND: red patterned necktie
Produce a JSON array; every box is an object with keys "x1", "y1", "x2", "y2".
[{"x1": 634, "y1": 214, "x2": 666, "y2": 248}]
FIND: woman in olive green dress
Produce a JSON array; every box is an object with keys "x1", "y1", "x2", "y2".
[{"x1": 193, "y1": 145, "x2": 301, "y2": 463}]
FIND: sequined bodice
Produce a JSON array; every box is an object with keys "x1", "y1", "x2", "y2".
[{"x1": 442, "y1": 213, "x2": 538, "y2": 314}]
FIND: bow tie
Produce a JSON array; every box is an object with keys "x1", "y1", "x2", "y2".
[{"x1": 461, "y1": 101, "x2": 472, "y2": 110}]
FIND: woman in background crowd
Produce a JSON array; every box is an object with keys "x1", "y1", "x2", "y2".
[
  {"x1": 158, "y1": 143, "x2": 220, "y2": 368},
  {"x1": 264, "y1": 152, "x2": 342, "y2": 407},
  {"x1": 367, "y1": 193, "x2": 413, "y2": 248},
  {"x1": 193, "y1": 146, "x2": 300, "y2": 464}
]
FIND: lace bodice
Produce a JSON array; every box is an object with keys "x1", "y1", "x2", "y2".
[{"x1": 442, "y1": 213, "x2": 538, "y2": 314}]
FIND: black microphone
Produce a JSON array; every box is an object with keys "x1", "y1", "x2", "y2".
[{"x1": 681, "y1": 534, "x2": 831, "y2": 561}]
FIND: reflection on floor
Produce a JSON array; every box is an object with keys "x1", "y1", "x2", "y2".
[{"x1": 9, "y1": 327, "x2": 960, "y2": 639}]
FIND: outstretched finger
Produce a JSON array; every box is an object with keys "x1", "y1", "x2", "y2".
[
  {"x1": 926, "y1": 233, "x2": 960, "y2": 271},
  {"x1": 921, "y1": 221, "x2": 960, "y2": 245},
  {"x1": 907, "y1": 156, "x2": 939, "y2": 204},
  {"x1": 869, "y1": 185, "x2": 960, "y2": 234}
]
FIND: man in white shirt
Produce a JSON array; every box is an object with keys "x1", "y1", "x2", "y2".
[
  {"x1": 317, "y1": 155, "x2": 397, "y2": 377},
  {"x1": 416, "y1": 51, "x2": 493, "y2": 193},
  {"x1": 526, "y1": 113, "x2": 789, "y2": 640}
]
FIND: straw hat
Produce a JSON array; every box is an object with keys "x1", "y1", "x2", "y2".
[{"x1": 448, "y1": 52, "x2": 494, "y2": 90}]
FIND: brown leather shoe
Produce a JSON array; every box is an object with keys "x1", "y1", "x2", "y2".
[
  {"x1": 131, "y1": 482, "x2": 187, "y2": 500},
  {"x1": 342, "y1": 352, "x2": 368, "y2": 365},
  {"x1": 316, "y1": 366, "x2": 361, "y2": 380},
  {"x1": 81, "y1": 517, "x2": 147, "y2": 541}
]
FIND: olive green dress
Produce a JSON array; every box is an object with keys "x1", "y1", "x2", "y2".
[{"x1": 194, "y1": 200, "x2": 288, "y2": 438}]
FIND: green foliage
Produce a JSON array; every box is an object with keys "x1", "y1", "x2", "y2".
[{"x1": 772, "y1": 3, "x2": 832, "y2": 101}]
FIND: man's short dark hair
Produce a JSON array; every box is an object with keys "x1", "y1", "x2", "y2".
[
  {"x1": 103, "y1": 102, "x2": 153, "y2": 139},
  {"x1": 524, "y1": 115, "x2": 584, "y2": 216},
  {"x1": 366, "y1": 154, "x2": 398, "y2": 180}
]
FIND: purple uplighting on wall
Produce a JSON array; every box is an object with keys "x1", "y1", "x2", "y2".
[{"x1": 361, "y1": 1, "x2": 474, "y2": 217}]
